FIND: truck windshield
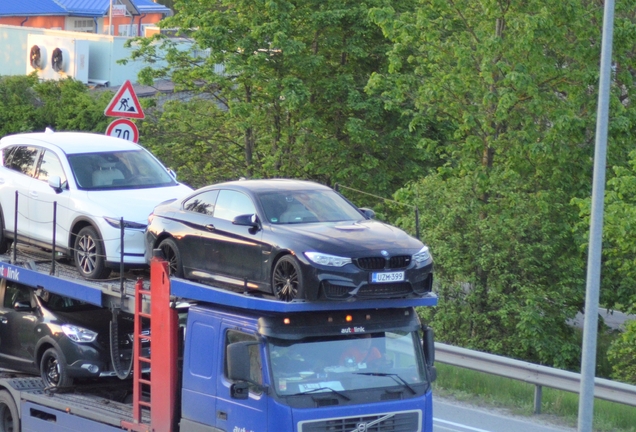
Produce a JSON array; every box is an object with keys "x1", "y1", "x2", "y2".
[{"x1": 267, "y1": 330, "x2": 427, "y2": 396}]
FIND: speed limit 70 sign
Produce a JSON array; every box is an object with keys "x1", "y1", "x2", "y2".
[{"x1": 105, "y1": 118, "x2": 139, "y2": 143}]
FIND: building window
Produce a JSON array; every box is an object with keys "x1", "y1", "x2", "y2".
[{"x1": 74, "y1": 20, "x2": 94, "y2": 32}]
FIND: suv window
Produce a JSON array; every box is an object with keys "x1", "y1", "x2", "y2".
[
  {"x1": 4, "y1": 283, "x2": 33, "y2": 309},
  {"x1": 183, "y1": 190, "x2": 219, "y2": 215},
  {"x1": 214, "y1": 190, "x2": 255, "y2": 221},
  {"x1": 224, "y1": 330, "x2": 262, "y2": 394},
  {"x1": 5, "y1": 146, "x2": 40, "y2": 177},
  {"x1": 37, "y1": 150, "x2": 67, "y2": 185}
]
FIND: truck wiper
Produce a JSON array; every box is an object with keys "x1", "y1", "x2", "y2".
[
  {"x1": 353, "y1": 372, "x2": 416, "y2": 395},
  {"x1": 292, "y1": 387, "x2": 351, "y2": 400}
]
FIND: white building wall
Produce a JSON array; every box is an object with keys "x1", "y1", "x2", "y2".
[{"x1": 0, "y1": 24, "x2": 165, "y2": 87}]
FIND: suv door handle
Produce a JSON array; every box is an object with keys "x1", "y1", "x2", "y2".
[
  {"x1": 205, "y1": 224, "x2": 215, "y2": 231},
  {"x1": 30, "y1": 191, "x2": 38, "y2": 197}
]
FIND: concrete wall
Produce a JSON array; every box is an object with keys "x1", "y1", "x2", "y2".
[{"x1": 0, "y1": 24, "x2": 160, "y2": 87}]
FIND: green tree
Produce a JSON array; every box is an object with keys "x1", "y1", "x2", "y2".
[
  {"x1": 371, "y1": 0, "x2": 636, "y2": 368},
  {"x1": 127, "y1": 0, "x2": 439, "y2": 195},
  {"x1": 0, "y1": 75, "x2": 111, "y2": 136}
]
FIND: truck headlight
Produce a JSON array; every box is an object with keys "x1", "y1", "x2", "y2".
[
  {"x1": 62, "y1": 324, "x2": 97, "y2": 343},
  {"x1": 413, "y1": 246, "x2": 431, "y2": 265},
  {"x1": 304, "y1": 252, "x2": 352, "y2": 267}
]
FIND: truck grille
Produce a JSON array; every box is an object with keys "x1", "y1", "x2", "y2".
[
  {"x1": 356, "y1": 256, "x2": 411, "y2": 270},
  {"x1": 299, "y1": 410, "x2": 421, "y2": 432}
]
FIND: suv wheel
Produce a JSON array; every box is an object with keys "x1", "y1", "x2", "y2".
[
  {"x1": 74, "y1": 226, "x2": 111, "y2": 279},
  {"x1": 40, "y1": 347, "x2": 73, "y2": 388}
]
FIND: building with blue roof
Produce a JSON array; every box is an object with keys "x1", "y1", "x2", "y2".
[{"x1": 0, "y1": 0, "x2": 171, "y2": 36}]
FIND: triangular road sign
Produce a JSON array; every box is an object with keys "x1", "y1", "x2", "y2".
[{"x1": 104, "y1": 80, "x2": 145, "y2": 119}]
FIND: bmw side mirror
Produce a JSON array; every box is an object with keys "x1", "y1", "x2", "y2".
[
  {"x1": 233, "y1": 214, "x2": 259, "y2": 229},
  {"x1": 48, "y1": 175, "x2": 63, "y2": 193},
  {"x1": 359, "y1": 207, "x2": 376, "y2": 219}
]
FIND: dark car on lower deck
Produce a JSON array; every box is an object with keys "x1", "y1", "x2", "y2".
[
  {"x1": 0, "y1": 279, "x2": 144, "y2": 387},
  {"x1": 145, "y1": 179, "x2": 433, "y2": 302}
]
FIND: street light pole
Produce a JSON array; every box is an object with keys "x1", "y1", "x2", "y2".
[
  {"x1": 578, "y1": 1, "x2": 615, "y2": 431},
  {"x1": 109, "y1": 0, "x2": 113, "y2": 36}
]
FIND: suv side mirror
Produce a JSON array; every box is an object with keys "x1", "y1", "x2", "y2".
[
  {"x1": 48, "y1": 175, "x2": 63, "y2": 193},
  {"x1": 13, "y1": 301, "x2": 33, "y2": 312},
  {"x1": 359, "y1": 207, "x2": 376, "y2": 219}
]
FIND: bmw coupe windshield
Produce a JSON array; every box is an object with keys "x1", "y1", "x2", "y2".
[
  {"x1": 257, "y1": 190, "x2": 364, "y2": 224},
  {"x1": 68, "y1": 150, "x2": 176, "y2": 190}
]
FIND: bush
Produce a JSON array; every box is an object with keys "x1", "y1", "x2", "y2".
[{"x1": 607, "y1": 319, "x2": 636, "y2": 384}]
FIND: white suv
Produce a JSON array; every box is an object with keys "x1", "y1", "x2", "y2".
[{"x1": 0, "y1": 130, "x2": 192, "y2": 279}]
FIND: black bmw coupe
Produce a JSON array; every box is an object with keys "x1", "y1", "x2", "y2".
[{"x1": 145, "y1": 179, "x2": 433, "y2": 301}]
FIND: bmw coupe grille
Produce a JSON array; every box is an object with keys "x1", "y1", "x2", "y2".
[{"x1": 356, "y1": 256, "x2": 411, "y2": 270}]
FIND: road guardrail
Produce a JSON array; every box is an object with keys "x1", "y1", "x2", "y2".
[{"x1": 435, "y1": 342, "x2": 636, "y2": 414}]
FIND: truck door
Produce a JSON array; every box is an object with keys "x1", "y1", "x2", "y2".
[{"x1": 216, "y1": 322, "x2": 268, "y2": 432}]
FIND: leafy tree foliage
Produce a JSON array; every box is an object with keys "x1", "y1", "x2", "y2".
[
  {"x1": 371, "y1": 0, "x2": 636, "y2": 368},
  {"x1": 607, "y1": 319, "x2": 636, "y2": 384},
  {"x1": 126, "y1": 0, "x2": 439, "y2": 194},
  {"x1": 0, "y1": 75, "x2": 112, "y2": 136}
]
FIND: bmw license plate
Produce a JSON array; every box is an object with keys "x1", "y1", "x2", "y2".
[{"x1": 371, "y1": 271, "x2": 405, "y2": 283}]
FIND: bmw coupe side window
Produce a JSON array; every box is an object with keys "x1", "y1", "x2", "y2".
[
  {"x1": 183, "y1": 190, "x2": 219, "y2": 215},
  {"x1": 213, "y1": 190, "x2": 256, "y2": 221},
  {"x1": 37, "y1": 150, "x2": 67, "y2": 185},
  {"x1": 5, "y1": 146, "x2": 40, "y2": 177}
]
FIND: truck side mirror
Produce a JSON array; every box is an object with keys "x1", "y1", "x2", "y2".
[
  {"x1": 422, "y1": 325, "x2": 436, "y2": 383},
  {"x1": 422, "y1": 326, "x2": 435, "y2": 366},
  {"x1": 227, "y1": 341, "x2": 266, "y2": 399}
]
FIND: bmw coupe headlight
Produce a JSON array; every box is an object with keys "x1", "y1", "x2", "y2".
[
  {"x1": 413, "y1": 246, "x2": 431, "y2": 265},
  {"x1": 62, "y1": 324, "x2": 97, "y2": 343},
  {"x1": 304, "y1": 252, "x2": 352, "y2": 267},
  {"x1": 104, "y1": 216, "x2": 147, "y2": 230}
]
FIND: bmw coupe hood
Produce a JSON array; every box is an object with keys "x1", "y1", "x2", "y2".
[
  {"x1": 270, "y1": 219, "x2": 424, "y2": 255},
  {"x1": 84, "y1": 184, "x2": 192, "y2": 223}
]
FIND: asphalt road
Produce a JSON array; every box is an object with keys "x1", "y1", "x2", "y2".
[{"x1": 434, "y1": 397, "x2": 576, "y2": 432}]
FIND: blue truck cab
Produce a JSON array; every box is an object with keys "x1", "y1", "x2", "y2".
[{"x1": 178, "y1": 289, "x2": 437, "y2": 431}]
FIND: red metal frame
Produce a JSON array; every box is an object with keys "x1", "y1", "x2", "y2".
[
  {"x1": 122, "y1": 256, "x2": 178, "y2": 431},
  {"x1": 149, "y1": 255, "x2": 179, "y2": 431}
]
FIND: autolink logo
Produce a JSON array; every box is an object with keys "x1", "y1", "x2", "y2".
[
  {"x1": 341, "y1": 326, "x2": 365, "y2": 334},
  {"x1": 0, "y1": 265, "x2": 19, "y2": 280}
]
